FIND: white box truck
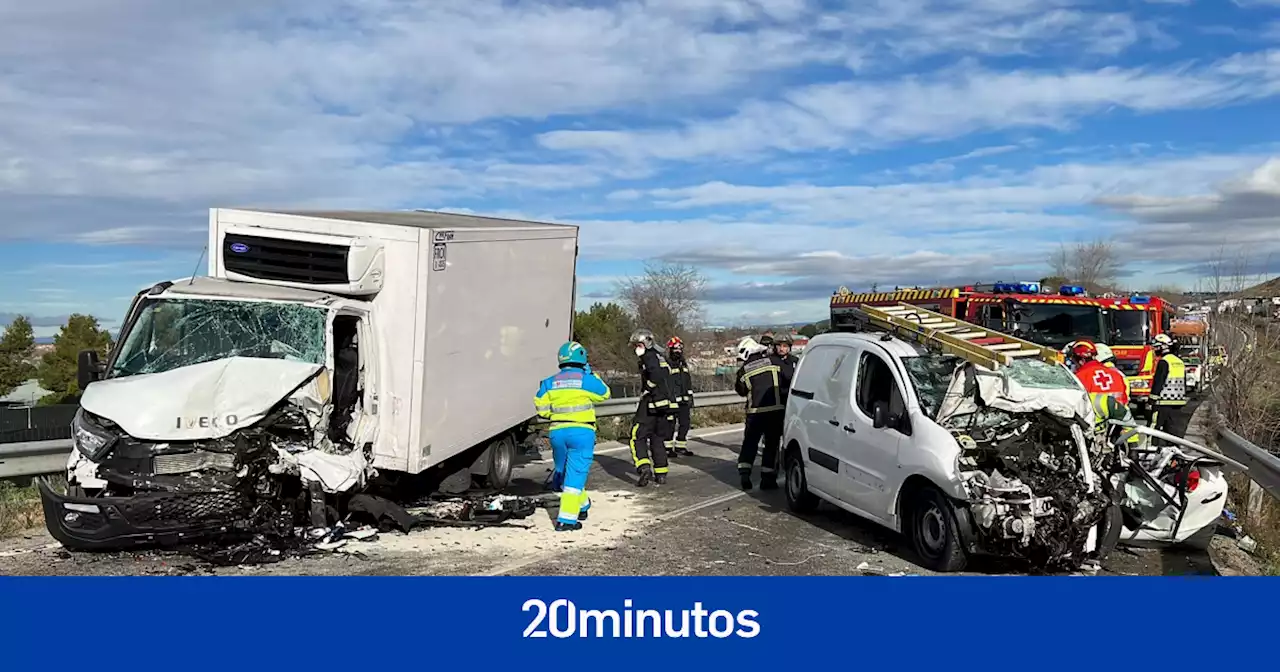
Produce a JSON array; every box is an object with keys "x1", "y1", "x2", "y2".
[{"x1": 40, "y1": 209, "x2": 580, "y2": 550}]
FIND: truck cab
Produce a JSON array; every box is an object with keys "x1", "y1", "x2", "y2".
[{"x1": 41, "y1": 208, "x2": 578, "y2": 551}]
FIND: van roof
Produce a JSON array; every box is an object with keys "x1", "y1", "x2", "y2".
[
  {"x1": 244, "y1": 209, "x2": 577, "y2": 231},
  {"x1": 808, "y1": 331, "x2": 931, "y2": 359}
]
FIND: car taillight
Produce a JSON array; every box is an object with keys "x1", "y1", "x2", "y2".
[{"x1": 1186, "y1": 468, "x2": 1201, "y2": 492}]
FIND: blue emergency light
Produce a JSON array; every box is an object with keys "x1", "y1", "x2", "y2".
[
  {"x1": 1059, "y1": 285, "x2": 1086, "y2": 296},
  {"x1": 1130, "y1": 294, "x2": 1151, "y2": 304},
  {"x1": 1017, "y1": 281, "x2": 1041, "y2": 294}
]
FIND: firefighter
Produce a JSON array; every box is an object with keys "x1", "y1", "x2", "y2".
[
  {"x1": 734, "y1": 336, "x2": 791, "y2": 491},
  {"x1": 629, "y1": 329, "x2": 675, "y2": 487},
  {"x1": 533, "y1": 342, "x2": 612, "y2": 531},
  {"x1": 1149, "y1": 333, "x2": 1190, "y2": 443},
  {"x1": 666, "y1": 336, "x2": 695, "y2": 457},
  {"x1": 774, "y1": 335, "x2": 799, "y2": 408}
]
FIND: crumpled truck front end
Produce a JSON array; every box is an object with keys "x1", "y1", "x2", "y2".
[{"x1": 42, "y1": 357, "x2": 371, "y2": 552}]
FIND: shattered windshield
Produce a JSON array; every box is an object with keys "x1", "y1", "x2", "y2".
[
  {"x1": 902, "y1": 354, "x2": 960, "y2": 418},
  {"x1": 109, "y1": 298, "x2": 327, "y2": 378},
  {"x1": 1005, "y1": 359, "x2": 1080, "y2": 389},
  {"x1": 1108, "y1": 311, "x2": 1148, "y2": 346},
  {"x1": 1013, "y1": 304, "x2": 1105, "y2": 349}
]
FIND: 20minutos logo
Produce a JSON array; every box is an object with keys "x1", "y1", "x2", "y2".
[{"x1": 522, "y1": 599, "x2": 761, "y2": 639}]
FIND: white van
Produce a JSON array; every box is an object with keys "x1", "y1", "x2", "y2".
[{"x1": 779, "y1": 331, "x2": 1226, "y2": 573}]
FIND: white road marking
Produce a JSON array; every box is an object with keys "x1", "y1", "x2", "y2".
[
  {"x1": 654, "y1": 490, "x2": 747, "y2": 521},
  {"x1": 594, "y1": 425, "x2": 743, "y2": 455}
]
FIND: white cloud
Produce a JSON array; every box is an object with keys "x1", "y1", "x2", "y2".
[{"x1": 539, "y1": 51, "x2": 1280, "y2": 161}]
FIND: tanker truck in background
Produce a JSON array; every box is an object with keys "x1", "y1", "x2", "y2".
[{"x1": 41, "y1": 208, "x2": 580, "y2": 550}]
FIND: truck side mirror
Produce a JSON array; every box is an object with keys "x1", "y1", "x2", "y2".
[
  {"x1": 77, "y1": 350, "x2": 103, "y2": 391},
  {"x1": 872, "y1": 401, "x2": 889, "y2": 429}
]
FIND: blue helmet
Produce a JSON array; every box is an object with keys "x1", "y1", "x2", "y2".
[{"x1": 557, "y1": 341, "x2": 588, "y2": 367}]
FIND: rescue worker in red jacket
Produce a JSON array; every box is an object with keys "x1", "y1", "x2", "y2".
[
  {"x1": 665, "y1": 337, "x2": 695, "y2": 457},
  {"x1": 1068, "y1": 340, "x2": 1135, "y2": 444}
]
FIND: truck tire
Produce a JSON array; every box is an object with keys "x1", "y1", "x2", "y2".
[
  {"x1": 906, "y1": 486, "x2": 968, "y2": 573},
  {"x1": 483, "y1": 435, "x2": 516, "y2": 491}
]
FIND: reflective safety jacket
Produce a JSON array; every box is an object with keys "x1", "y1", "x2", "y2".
[
  {"x1": 1076, "y1": 360, "x2": 1130, "y2": 407},
  {"x1": 667, "y1": 355, "x2": 694, "y2": 407},
  {"x1": 1091, "y1": 392, "x2": 1141, "y2": 447},
  {"x1": 534, "y1": 365, "x2": 612, "y2": 431},
  {"x1": 638, "y1": 349, "x2": 676, "y2": 412},
  {"x1": 735, "y1": 352, "x2": 790, "y2": 414},
  {"x1": 1151, "y1": 354, "x2": 1187, "y2": 407}
]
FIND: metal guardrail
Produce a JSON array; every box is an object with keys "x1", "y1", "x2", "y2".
[
  {"x1": 0, "y1": 391, "x2": 746, "y2": 480},
  {"x1": 1215, "y1": 426, "x2": 1280, "y2": 501}
]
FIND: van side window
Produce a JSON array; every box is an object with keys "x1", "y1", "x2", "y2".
[{"x1": 855, "y1": 351, "x2": 910, "y2": 434}]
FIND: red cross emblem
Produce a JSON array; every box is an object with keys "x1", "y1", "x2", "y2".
[{"x1": 1092, "y1": 369, "x2": 1114, "y2": 391}]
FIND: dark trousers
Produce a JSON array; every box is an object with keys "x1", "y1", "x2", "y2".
[
  {"x1": 1151, "y1": 403, "x2": 1191, "y2": 446},
  {"x1": 673, "y1": 405, "x2": 691, "y2": 451},
  {"x1": 630, "y1": 403, "x2": 670, "y2": 475},
  {"x1": 739, "y1": 411, "x2": 783, "y2": 480}
]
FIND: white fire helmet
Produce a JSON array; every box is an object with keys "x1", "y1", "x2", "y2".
[{"x1": 737, "y1": 337, "x2": 766, "y2": 361}]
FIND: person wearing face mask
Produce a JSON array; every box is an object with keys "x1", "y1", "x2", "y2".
[
  {"x1": 628, "y1": 329, "x2": 675, "y2": 487},
  {"x1": 665, "y1": 336, "x2": 695, "y2": 458}
]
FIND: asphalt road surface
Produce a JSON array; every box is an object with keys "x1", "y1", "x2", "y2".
[{"x1": 0, "y1": 422, "x2": 1223, "y2": 576}]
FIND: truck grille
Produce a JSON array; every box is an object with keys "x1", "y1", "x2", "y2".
[
  {"x1": 118, "y1": 491, "x2": 248, "y2": 527},
  {"x1": 223, "y1": 233, "x2": 349, "y2": 284},
  {"x1": 153, "y1": 451, "x2": 236, "y2": 475}
]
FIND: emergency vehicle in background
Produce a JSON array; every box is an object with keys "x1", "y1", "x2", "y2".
[{"x1": 829, "y1": 282, "x2": 1175, "y2": 402}]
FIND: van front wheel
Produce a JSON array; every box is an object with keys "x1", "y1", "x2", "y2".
[{"x1": 906, "y1": 486, "x2": 968, "y2": 573}]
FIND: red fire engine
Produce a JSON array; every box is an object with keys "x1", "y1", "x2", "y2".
[{"x1": 829, "y1": 282, "x2": 1173, "y2": 400}]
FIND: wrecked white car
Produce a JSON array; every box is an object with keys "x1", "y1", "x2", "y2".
[
  {"x1": 781, "y1": 331, "x2": 1233, "y2": 573},
  {"x1": 40, "y1": 208, "x2": 580, "y2": 553}
]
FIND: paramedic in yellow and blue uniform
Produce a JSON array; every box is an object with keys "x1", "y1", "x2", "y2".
[{"x1": 534, "y1": 341, "x2": 612, "y2": 532}]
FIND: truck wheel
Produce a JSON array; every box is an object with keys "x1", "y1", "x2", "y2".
[
  {"x1": 784, "y1": 448, "x2": 819, "y2": 513},
  {"x1": 906, "y1": 487, "x2": 968, "y2": 573},
  {"x1": 483, "y1": 435, "x2": 516, "y2": 491}
]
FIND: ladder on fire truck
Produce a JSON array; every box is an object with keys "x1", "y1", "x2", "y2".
[{"x1": 839, "y1": 302, "x2": 1064, "y2": 370}]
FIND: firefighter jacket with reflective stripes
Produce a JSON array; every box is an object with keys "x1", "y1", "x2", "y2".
[
  {"x1": 638, "y1": 349, "x2": 677, "y2": 412},
  {"x1": 1076, "y1": 360, "x2": 1130, "y2": 407},
  {"x1": 667, "y1": 355, "x2": 694, "y2": 407},
  {"x1": 735, "y1": 352, "x2": 789, "y2": 414},
  {"x1": 1151, "y1": 353, "x2": 1187, "y2": 406},
  {"x1": 533, "y1": 365, "x2": 612, "y2": 431}
]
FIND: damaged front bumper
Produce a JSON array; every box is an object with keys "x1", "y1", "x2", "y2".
[{"x1": 39, "y1": 479, "x2": 259, "y2": 551}]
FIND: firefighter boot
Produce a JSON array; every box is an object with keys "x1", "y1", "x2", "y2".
[
  {"x1": 760, "y1": 474, "x2": 778, "y2": 491},
  {"x1": 637, "y1": 465, "x2": 654, "y2": 488},
  {"x1": 654, "y1": 473, "x2": 667, "y2": 485},
  {"x1": 740, "y1": 472, "x2": 753, "y2": 491}
]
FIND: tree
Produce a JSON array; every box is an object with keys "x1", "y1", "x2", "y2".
[
  {"x1": 798, "y1": 323, "x2": 820, "y2": 338},
  {"x1": 615, "y1": 262, "x2": 708, "y2": 343},
  {"x1": 37, "y1": 314, "x2": 113, "y2": 405},
  {"x1": 1047, "y1": 238, "x2": 1123, "y2": 292},
  {"x1": 0, "y1": 316, "x2": 37, "y2": 398},
  {"x1": 572, "y1": 302, "x2": 635, "y2": 373}
]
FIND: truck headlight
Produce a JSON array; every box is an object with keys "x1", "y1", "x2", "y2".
[{"x1": 72, "y1": 409, "x2": 116, "y2": 461}]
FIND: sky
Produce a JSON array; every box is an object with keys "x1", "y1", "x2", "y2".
[{"x1": 2, "y1": 0, "x2": 1280, "y2": 337}]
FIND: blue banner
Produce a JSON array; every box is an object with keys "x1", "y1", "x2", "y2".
[{"x1": 1, "y1": 577, "x2": 1269, "y2": 669}]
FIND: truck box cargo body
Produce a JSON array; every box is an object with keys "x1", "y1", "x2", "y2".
[
  {"x1": 208, "y1": 209, "x2": 579, "y2": 474},
  {"x1": 41, "y1": 208, "x2": 580, "y2": 551}
]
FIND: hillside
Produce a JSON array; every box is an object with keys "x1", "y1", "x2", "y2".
[{"x1": 1234, "y1": 276, "x2": 1280, "y2": 299}]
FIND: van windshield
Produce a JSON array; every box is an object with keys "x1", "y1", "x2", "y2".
[
  {"x1": 901, "y1": 354, "x2": 960, "y2": 418},
  {"x1": 109, "y1": 298, "x2": 327, "y2": 378}
]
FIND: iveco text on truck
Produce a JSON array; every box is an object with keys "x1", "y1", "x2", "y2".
[{"x1": 40, "y1": 209, "x2": 579, "y2": 550}]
